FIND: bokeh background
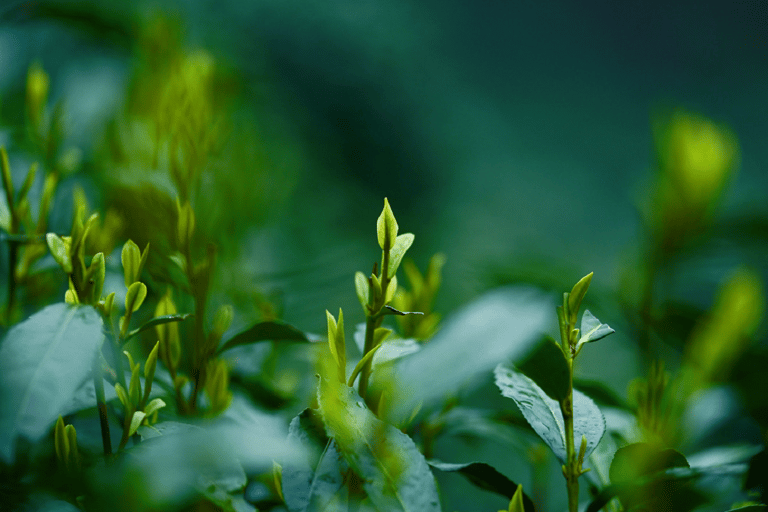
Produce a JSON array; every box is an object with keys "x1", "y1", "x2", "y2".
[{"x1": 1, "y1": 1, "x2": 767, "y2": 510}]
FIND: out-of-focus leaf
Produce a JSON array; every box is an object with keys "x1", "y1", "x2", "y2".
[
  {"x1": 586, "y1": 462, "x2": 738, "y2": 512},
  {"x1": 95, "y1": 398, "x2": 302, "y2": 511},
  {"x1": 427, "y1": 460, "x2": 535, "y2": 510},
  {"x1": 386, "y1": 287, "x2": 550, "y2": 423},
  {"x1": 607, "y1": 442, "x2": 698, "y2": 512},
  {"x1": 746, "y1": 449, "x2": 768, "y2": 502},
  {"x1": 217, "y1": 321, "x2": 310, "y2": 355},
  {"x1": 282, "y1": 408, "x2": 350, "y2": 512},
  {"x1": 0, "y1": 304, "x2": 103, "y2": 462},
  {"x1": 494, "y1": 364, "x2": 605, "y2": 463},
  {"x1": 572, "y1": 379, "x2": 629, "y2": 410},
  {"x1": 517, "y1": 337, "x2": 569, "y2": 402},
  {"x1": 318, "y1": 378, "x2": 440, "y2": 511}
]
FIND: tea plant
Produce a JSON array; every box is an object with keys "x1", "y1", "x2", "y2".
[{"x1": 0, "y1": 39, "x2": 766, "y2": 512}]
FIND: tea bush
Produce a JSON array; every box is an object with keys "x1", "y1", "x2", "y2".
[{"x1": 0, "y1": 7, "x2": 767, "y2": 512}]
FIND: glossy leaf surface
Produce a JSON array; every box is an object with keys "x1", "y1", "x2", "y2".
[{"x1": 494, "y1": 364, "x2": 605, "y2": 462}]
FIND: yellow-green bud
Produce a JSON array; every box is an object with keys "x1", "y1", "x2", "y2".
[
  {"x1": 376, "y1": 198, "x2": 398, "y2": 251},
  {"x1": 26, "y1": 62, "x2": 49, "y2": 133}
]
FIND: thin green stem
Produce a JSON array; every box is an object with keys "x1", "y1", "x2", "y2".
[
  {"x1": 5, "y1": 240, "x2": 18, "y2": 324},
  {"x1": 357, "y1": 248, "x2": 391, "y2": 401},
  {"x1": 357, "y1": 315, "x2": 380, "y2": 399},
  {"x1": 93, "y1": 354, "x2": 112, "y2": 456},
  {"x1": 561, "y1": 357, "x2": 579, "y2": 512}
]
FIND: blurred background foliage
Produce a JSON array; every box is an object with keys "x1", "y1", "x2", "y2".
[{"x1": 1, "y1": 0, "x2": 767, "y2": 510}]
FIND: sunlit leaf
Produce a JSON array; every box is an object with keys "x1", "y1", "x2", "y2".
[
  {"x1": 388, "y1": 233, "x2": 414, "y2": 278},
  {"x1": 318, "y1": 378, "x2": 440, "y2": 511}
]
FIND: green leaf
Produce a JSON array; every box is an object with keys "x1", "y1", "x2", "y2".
[
  {"x1": 124, "y1": 313, "x2": 193, "y2": 342},
  {"x1": 46, "y1": 233, "x2": 72, "y2": 274},
  {"x1": 494, "y1": 364, "x2": 605, "y2": 463},
  {"x1": 567, "y1": 272, "x2": 593, "y2": 319},
  {"x1": 609, "y1": 442, "x2": 689, "y2": 484},
  {"x1": 355, "y1": 271, "x2": 370, "y2": 308},
  {"x1": 318, "y1": 378, "x2": 440, "y2": 511},
  {"x1": 121, "y1": 239, "x2": 142, "y2": 287},
  {"x1": 282, "y1": 410, "x2": 350, "y2": 512},
  {"x1": 0, "y1": 304, "x2": 103, "y2": 462},
  {"x1": 517, "y1": 337, "x2": 569, "y2": 402},
  {"x1": 1, "y1": 147, "x2": 14, "y2": 212},
  {"x1": 588, "y1": 442, "x2": 704, "y2": 512},
  {"x1": 376, "y1": 197, "x2": 398, "y2": 250},
  {"x1": 217, "y1": 321, "x2": 309, "y2": 355},
  {"x1": 577, "y1": 310, "x2": 614, "y2": 348},
  {"x1": 386, "y1": 288, "x2": 551, "y2": 423},
  {"x1": 125, "y1": 282, "x2": 147, "y2": 314},
  {"x1": 427, "y1": 460, "x2": 535, "y2": 510},
  {"x1": 18, "y1": 162, "x2": 37, "y2": 204},
  {"x1": 387, "y1": 233, "x2": 414, "y2": 278},
  {"x1": 129, "y1": 411, "x2": 147, "y2": 436},
  {"x1": 143, "y1": 398, "x2": 166, "y2": 417}
]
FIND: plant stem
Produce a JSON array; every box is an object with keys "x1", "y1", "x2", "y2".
[
  {"x1": 357, "y1": 315, "x2": 379, "y2": 399},
  {"x1": 561, "y1": 356, "x2": 579, "y2": 512},
  {"x1": 93, "y1": 355, "x2": 112, "y2": 456},
  {"x1": 357, "y1": 248, "x2": 391, "y2": 401}
]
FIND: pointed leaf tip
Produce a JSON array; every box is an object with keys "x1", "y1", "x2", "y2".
[{"x1": 376, "y1": 198, "x2": 398, "y2": 250}]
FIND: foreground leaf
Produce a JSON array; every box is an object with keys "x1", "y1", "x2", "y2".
[
  {"x1": 427, "y1": 460, "x2": 535, "y2": 510},
  {"x1": 0, "y1": 304, "x2": 103, "y2": 462},
  {"x1": 494, "y1": 364, "x2": 605, "y2": 463},
  {"x1": 282, "y1": 409, "x2": 350, "y2": 512},
  {"x1": 606, "y1": 442, "x2": 699, "y2": 512},
  {"x1": 318, "y1": 377, "x2": 440, "y2": 512},
  {"x1": 217, "y1": 321, "x2": 310, "y2": 354}
]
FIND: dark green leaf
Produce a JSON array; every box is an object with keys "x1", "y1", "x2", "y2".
[
  {"x1": 383, "y1": 305, "x2": 424, "y2": 316},
  {"x1": 0, "y1": 304, "x2": 103, "y2": 463},
  {"x1": 217, "y1": 321, "x2": 309, "y2": 355},
  {"x1": 518, "y1": 337, "x2": 569, "y2": 402},
  {"x1": 494, "y1": 364, "x2": 605, "y2": 463},
  {"x1": 746, "y1": 449, "x2": 768, "y2": 501},
  {"x1": 427, "y1": 460, "x2": 535, "y2": 510},
  {"x1": 725, "y1": 507, "x2": 768, "y2": 512},
  {"x1": 318, "y1": 378, "x2": 440, "y2": 512},
  {"x1": 608, "y1": 442, "x2": 697, "y2": 512},
  {"x1": 609, "y1": 443, "x2": 689, "y2": 484},
  {"x1": 123, "y1": 314, "x2": 193, "y2": 342}
]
